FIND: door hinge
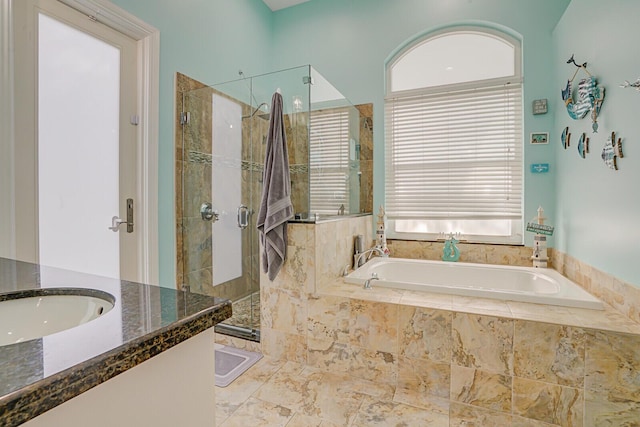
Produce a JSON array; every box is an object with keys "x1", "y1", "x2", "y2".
[
  {"x1": 303, "y1": 76, "x2": 314, "y2": 85},
  {"x1": 130, "y1": 115, "x2": 140, "y2": 126},
  {"x1": 180, "y1": 112, "x2": 190, "y2": 125}
]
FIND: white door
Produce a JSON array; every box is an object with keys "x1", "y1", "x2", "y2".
[{"x1": 13, "y1": 0, "x2": 139, "y2": 280}]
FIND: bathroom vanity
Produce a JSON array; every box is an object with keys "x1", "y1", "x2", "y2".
[{"x1": 0, "y1": 258, "x2": 231, "y2": 427}]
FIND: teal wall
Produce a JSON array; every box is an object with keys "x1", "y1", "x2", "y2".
[
  {"x1": 110, "y1": 0, "x2": 274, "y2": 287},
  {"x1": 271, "y1": 0, "x2": 570, "y2": 250},
  {"x1": 110, "y1": 0, "x2": 572, "y2": 287},
  {"x1": 552, "y1": 0, "x2": 640, "y2": 287}
]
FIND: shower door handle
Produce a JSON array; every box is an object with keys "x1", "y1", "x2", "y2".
[{"x1": 237, "y1": 205, "x2": 249, "y2": 229}]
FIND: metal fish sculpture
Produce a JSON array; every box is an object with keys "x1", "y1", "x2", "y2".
[
  {"x1": 561, "y1": 76, "x2": 605, "y2": 132},
  {"x1": 601, "y1": 131, "x2": 624, "y2": 170},
  {"x1": 620, "y1": 78, "x2": 640, "y2": 91},
  {"x1": 561, "y1": 126, "x2": 570, "y2": 149},
  {"x1": 577, "y1": 133, "x2": 589, "y2": 159}
]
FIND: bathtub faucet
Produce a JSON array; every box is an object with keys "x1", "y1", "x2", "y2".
[
  {"x1": 354, "y1": 247, "x2": 387, "y2": 269},
  {"x1": 363, "y1": 272, "x2": 379, "y2": 289}
]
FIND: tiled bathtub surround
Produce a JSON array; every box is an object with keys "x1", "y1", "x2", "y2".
[
  {"x1": 387, "y1": 239, "x2": 536, "y2": 268},
  {"x1": 551, "y1": 249, "x2": 640, "y2": 324},
  {"x1": 389, "y1": 239, "x2": 640, "y2": 325},
  {"x1": 261, "y1": 218, "x2": 640, "y2": 425}
]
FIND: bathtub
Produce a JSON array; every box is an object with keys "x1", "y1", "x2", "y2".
[{"x1": 344, "y1": 257, "x2": 604, "y2": 310}]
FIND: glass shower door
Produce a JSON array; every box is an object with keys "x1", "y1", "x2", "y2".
[{"x1": 180, "y1": 81, "x2": 260, "y2": 340}]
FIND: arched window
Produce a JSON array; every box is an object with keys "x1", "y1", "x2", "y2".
[{"x1": 385, "y1": 27, "x2": 523, "y2": 244}]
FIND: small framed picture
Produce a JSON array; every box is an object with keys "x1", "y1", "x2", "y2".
[{"x1": 530, "y1": 132, "x2": 549, "y2": 145}]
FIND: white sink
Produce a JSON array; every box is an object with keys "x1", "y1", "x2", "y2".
[{"x1": 0, "y1": 289, "x2": 115, "y2": 346}]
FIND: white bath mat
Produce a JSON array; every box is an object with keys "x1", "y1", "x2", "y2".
[{"x1": 214, "y1": 344, "x2": 262, "y2": 387}]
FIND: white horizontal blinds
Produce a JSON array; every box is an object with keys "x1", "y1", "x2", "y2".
[
  {"x1": 385, "y1": 82, "x2": 523, "y2": 220},
  {"x1": 310, "y1": 109, "x2": 350, "y2": 214}
]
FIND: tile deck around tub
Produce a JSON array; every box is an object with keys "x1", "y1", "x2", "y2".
[{"x1": 321, "y1": 280, "x2": 640, "y2": 335}]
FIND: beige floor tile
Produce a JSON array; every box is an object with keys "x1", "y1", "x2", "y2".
[
  {"x1": 393, "y1": 387, "x2": 450, "y2": 413},
  {"x1": 284, "y1": 413, "x2": 339, "y2": 427},
  {"x1": 450, "y1": 402, "x2": 512, "y2": 427},
  {"x1": 216, "y1": 357, "x2": 285, "y2": 423},
  {"x1": 253, "y1": 365, "x2": 367, "y2": 425},
  {"x1": 219, "y1": 397, "x2": 294, "y2": 427},
  {"x1": 352, "y1": 396, "x2": 449, "y2": 427}
]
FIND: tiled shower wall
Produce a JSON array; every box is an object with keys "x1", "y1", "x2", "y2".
[
  {"x1": 175, "y1": 72, "x2": 265, "y2": 300},
  {"x1": 176, "y1": 70, "x2": 375, "y2": 300},
  {"x1": 261, "y1": 217, "x2": 640, "y2": 426},
  {"x1": 357, "y1": 104, "x2": 373, "y2": 214}
]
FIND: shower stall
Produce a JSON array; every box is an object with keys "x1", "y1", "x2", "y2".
[{"x1": 177, "y1": 65, "x2": 367, "y2": 341}]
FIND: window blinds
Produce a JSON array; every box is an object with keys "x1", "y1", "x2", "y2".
[
  {"x1": 309, "y1": 109, "x2": 350, "y2": 214},
  {"x1": 385, "y1": 83, "x2": 523, "y2": 220}
]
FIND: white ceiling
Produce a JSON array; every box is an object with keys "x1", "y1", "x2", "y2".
[{"x1": 262, "y1": 0, "x2": 310, "y2": 12}]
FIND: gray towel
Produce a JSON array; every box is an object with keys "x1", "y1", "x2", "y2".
[{"x1": 256, "y1": 92, "x2": 294, "y2": 281}]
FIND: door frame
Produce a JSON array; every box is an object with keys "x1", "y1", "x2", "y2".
[{"x1": 0, "y1": 0, "x2": 160, "y2": 285}]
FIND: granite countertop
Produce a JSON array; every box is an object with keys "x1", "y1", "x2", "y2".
[{"x1": 0, "y1": 258, "x2": 232, "y2": 427}]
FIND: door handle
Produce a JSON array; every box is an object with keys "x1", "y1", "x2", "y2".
[
  {"x1": 109, "y1": 198, "x2": 134, "y2": 233},
  {"x1": 237, "y1": 205, "x2": 250, "y2": 229},
  {"x1": 200, "y1": 202, "x2": 219, "y2": 222}
]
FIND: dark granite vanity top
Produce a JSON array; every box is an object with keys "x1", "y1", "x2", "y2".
[{"x1": 0, "y1": 258, "x2": 232, "y2": 427}]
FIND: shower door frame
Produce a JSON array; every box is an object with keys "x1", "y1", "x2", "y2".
[{"x1": 179, "y1": 77, "x2": 265, "y2": 342}]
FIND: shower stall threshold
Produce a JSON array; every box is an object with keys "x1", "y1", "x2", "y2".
[{"x1": 215, "y1": 323, "x2": 260, "y2": 342}]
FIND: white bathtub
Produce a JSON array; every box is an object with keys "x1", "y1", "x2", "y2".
[{"x1": 344, "y1": 257, "x2": 603, "y2": 310}]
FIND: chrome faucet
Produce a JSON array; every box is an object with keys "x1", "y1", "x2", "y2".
[
  {"x1": 363, "y1": 273, "x2": 379, "y2": 289},
  {"x1": 354, "y1": 247, "x2": 386, "y2": 269}
]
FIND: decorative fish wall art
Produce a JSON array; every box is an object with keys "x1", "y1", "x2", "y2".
[
  {"x1": 577, "y1": 133, "x2": 589, "y2": 159},
  {"x1": 561, "y1": 76, "x2": 605, "y2": 132},
  {"x1": 620, "y1": 78, "x2": 640, "y2": 91},
  {"x1": 561, "y1": 126, "x2": 571, "y2": 149},
  {"x1": 561, "y1": 56, "x2": 605, "y2": 133},
  {"x1": 601, "y1": 131, "x2": 624, "y2": 170}
]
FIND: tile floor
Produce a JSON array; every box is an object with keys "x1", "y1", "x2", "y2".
[{"x1": 216, "y1": 356, "x2": 451, "y2": 426}]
